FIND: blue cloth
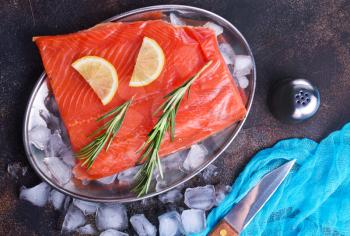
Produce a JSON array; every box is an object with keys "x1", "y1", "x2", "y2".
[{"x1": 196, "y1": 123, "x2": 350, "y2": 236}]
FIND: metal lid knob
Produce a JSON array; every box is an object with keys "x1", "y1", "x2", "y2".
[{"x1": 269, "y1": 78, "x2": 320, "y2": 123}]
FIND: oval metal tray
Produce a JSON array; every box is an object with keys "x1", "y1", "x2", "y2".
[{"x1": 23, "y1": 5, "x2": 256, "y2": 202}]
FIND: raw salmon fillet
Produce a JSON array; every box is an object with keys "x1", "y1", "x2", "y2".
[{"x1": 34, "y1": 20, "x2": 247, "y2": 180}]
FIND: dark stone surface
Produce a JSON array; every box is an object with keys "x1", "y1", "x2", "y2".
[{"x1": 1, "y1": 0, "x2": 350, "y2": 235}]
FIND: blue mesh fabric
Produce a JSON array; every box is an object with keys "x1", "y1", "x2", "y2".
[{"x1": 195, "y1": 123, "x2": 350, "y2": 236}]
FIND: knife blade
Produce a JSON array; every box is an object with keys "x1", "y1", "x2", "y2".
[{"x1": 209, "y1": 159, "x2": 295, "y2": 236}]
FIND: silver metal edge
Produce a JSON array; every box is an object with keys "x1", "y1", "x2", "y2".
[
  {"x1": 23, "y1": 4, "x2": 256, "y2": 202},
  {"x1": 241, "y1": 159, "x2": 295, "y2": 230},
  {"x1": 224, "y1": 160, "x2": 295, "y2": 232}
]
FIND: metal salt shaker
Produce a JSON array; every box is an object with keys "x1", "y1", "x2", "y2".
[{"x1": 269, "y1": 78, "x2": 320, "y2": 123}]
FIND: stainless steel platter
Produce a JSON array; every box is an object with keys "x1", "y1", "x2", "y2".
[{"x1": 23, "y1": 5, "x2": 256, "y2": 202}]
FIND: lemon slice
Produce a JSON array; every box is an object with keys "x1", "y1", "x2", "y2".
[
  {"x1": 129, "y1": 37, "x2": 165, "y2": 87},
  {"x1": 72, "y1": 56, "x2": 118, "y2": 105}
]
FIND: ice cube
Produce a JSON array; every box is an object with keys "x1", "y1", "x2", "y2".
[
  {"x1": 181, "y1": 209, "x2": 206, "y2": 234},
  {"x1": 44, "y1": 94, "x2": 59, "y2": 116},
  {"x1": 219, "y1": 43, "x2": 236, "y2": 65},
  {"x1": 63, "y1": 196, "x2": 71, "y2": 212},
  {"x1": 45, "y1": 131, "x2": 68, "y2": 157},
  {"x1": 130, "y1": 214, "x2": 157, "y2": 236},
  {"x1": 169, "y1": 13, "x2": 185, "y2": 26},
  {"x1": 76, "y1": 224, "x2": 97, "y2": 235},
  {"x1": 73, "y1": 199, "x2": 99, "y2": 215},
  {"x1": 49, "y1": 189, "x2": 66, "y2": 210},
  {"x1": 117, "y1": 166, "x2": 141, "y2": 185},
  {"x1": 158, "y1": 188, "x2": 183, "y2": 204},
  {"x1": 44, "y1": 157, "x2": 72, "y2": 185},
  {"x1": 203, "y1": 22, "x2": 223, "y2": 36},
  {"x1": 183, "y1": 144, "x2": 208, "y2": 171},
  {"x1": 19, "y1": 182, "x2": 51, "y2": 207},
  {"x1": 100, "y1": 229, "x2": 129, "y2": 236},
  {"x1": 161, "y1": 151, "x2": 186, "y2": 171},
  {"x1": 233, "y1": 55, "x2": 253, "y2": 77},
  {"x1": 184, "y1": 185, "x2": 216, "y2": 211},
  {"x1": 237, "y1": 76, "x2": 249, "y2": 89},
  {"x1": 39, "y1": 109, "x2": 61, "y2": 132},
  {"x1": 96, "y1": 203, "x2": 128, "y2": 231},
  {"x1": 201, "y1": 164, "x2": 219, "y2": 183},
  {"x1": 158, "y1": 211, "x2": 184, "y2": 236},
  {"x1": 156, "y1": 169, "x2": 186, "y2": 191},
  {"x1": 62, "y1": 204, "x2": 86, "y2": 233},
  {"x1": 215, "y1": 184, "x2": 232, "y2": 205},
  {"x1": 7, "y1": 162, "x2": 28, "y2": 179},
  {"x1": 97, "y1": 173, "x2": 118, "y2": 185},
  {"x1": 154, "y1": 152, "x2": 186, "y2": 182},
  {"x1": 29, "y1": 125, "x2": 51, "y2": 150},
  {"x1": 60, "y1": 148, "x2": 76, "y2": 167}
]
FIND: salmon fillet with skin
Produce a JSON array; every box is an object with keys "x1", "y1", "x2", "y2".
[{"x1": 34, "y1": 20, "x2": 247, "y2": 180}]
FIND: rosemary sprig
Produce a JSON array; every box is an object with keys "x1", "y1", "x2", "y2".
[
  {"x1": 75, "y1": 98, "x2": 133, "y2": 169},
  {"x1": 133, "y1": 60, "x2": 213, "y2": 196}
]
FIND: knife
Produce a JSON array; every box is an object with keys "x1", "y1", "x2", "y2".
[{"x1": 209, "y1": 159, "x2": 296, "y2": 236}]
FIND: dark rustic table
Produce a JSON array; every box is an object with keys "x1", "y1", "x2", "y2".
[{"x1": 1, "y1": 0, "x2": 350, "y2": 235}]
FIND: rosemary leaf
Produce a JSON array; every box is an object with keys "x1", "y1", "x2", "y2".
[
  {"x1": 75, "y1": 98, "x2": 133, "y2": 169},
  {"x1": 133, "y1": 60, "x2": 213, "y2": 196}
]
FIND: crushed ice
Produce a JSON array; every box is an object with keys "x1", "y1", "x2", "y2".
[
  {"x1": 45, "y1": 131, "x2": 68, "y2": 157},
  {"x1": 29, "y1": 125, "x2": 51, "y2": 150},
  {"x1": 158, "y1": 211, "x2": 184, "y2": 236},
  {"x1": 234, "y1": 55, "x2": 253, "y2": 77},
  {"x1": 49, "y1": 189, "x2": 66, "y2": 210},
  {"x1": 203, "y1": 22, "x2": 224, "y2": 36},
  {"x1": 76, "y1": 224, "x2": 97, "y2": 235},
  {"x1": 25, "y1": 90, "x2": 238, "y2": 235},
  {"x1": 155, "y1": 152, "x2": 187, "y2": 191},
  {"x1": 96, "y1": 173, "x2": 118, "y2": 185},
  {"x1": 130, "y1": 214, "x2": 157, "y2": 236},
  {"x1": 181, "y1": 209, "x2": 206, "y2": 234},
  {"x1": 100, "y1": 229, "x2": 128, "y2": 236},
  {"x1": 62, "y1": 204, "x2": 86, "y2": 233},
  {"x1": 202, "y1": 164, "x2": 219, "y2": 183},
  {"x1": 59, "y1": 148, "x2": 76, "y2": 167},
  {"x1": 21, "y1": 16, "x2": 250, "y2": 235},
  {"x1": 19, "y1": 182, "x2": 51, "y2": 207},
  {"x1": 184, "y1": 185, "x2": 216, "y2": 211},
  {"x1": 169, "y1": 13, "x2": 186, "y2": 26},
  {"x1": 156, "y1": 169, "x2": 186, "y2": 191},
  {"x1": 44, "y1": 157, "x2": 72, "y2": 185},
  {"x1": 160, "y1": 151, "x2": 186, "y2": 172},
  {"x1": 117, "y1": 165, "x2": 141, "y2": 185},
  {"x1": 73, "y1": 199, "x2": 99, "y2": 216},
  {"x1": 219, "y1": 43, "x2": 236, "y2": 65},
  {"x1": 96, "y1": 203, "x2": 128, "y2": 231},
  {"x1": 39, "y1": 109, "x2": 62, "y2": 133},
  {"x1": 19, "y1": 181, "x2": 234, "y2": 235},
  {"x1": 183, "y1": 144, "x2": 208, "y2": 171},
  {"x1": 215, "y1": 184, "x2": 232, "y2": 205},
  {"x1": 238, "y1": 76, "x2": 249, "y2": 89},
  {"x1": 158, "y1": 188, "x2": 183, "y2": 204}
]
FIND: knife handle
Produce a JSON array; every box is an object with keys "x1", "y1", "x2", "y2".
[{"x1": 209, "y1": 219, "x2": 239, "y2": 236}]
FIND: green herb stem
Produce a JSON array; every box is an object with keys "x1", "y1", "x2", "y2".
[
  {"x1": 133, "y1": 60, "x2": 213, "y2": 196},
  {"x1": 75, "y1": 98, "x2": 133, "y2": 169}
]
